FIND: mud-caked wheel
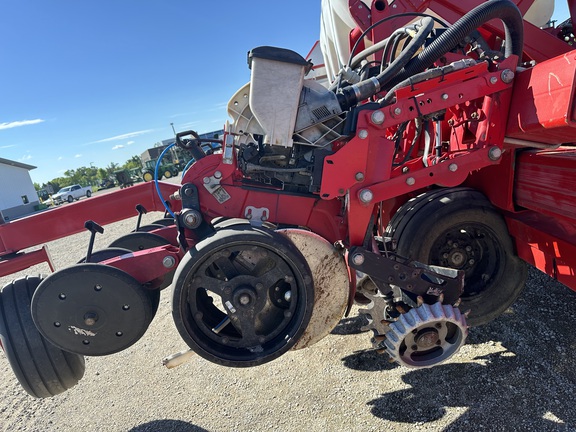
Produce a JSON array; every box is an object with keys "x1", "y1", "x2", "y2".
[
  {"x1": 172, "y1": 225, "x2": 314, "y2": 367},
  {"x1": 0, "y1": 276, "x2": 85, "y2": 398},
  {"x1": 386, "y1": 188, "x2": 527, "y2": 326}
]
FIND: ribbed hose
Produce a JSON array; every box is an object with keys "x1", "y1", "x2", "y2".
[
  {"x1": 338, "y1": 17, "x2": 434, "y2": 109},
  {"x1": 389, "y1": 0, "x2": 523, "y2": 89}
]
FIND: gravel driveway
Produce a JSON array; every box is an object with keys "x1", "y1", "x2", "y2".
[{"x1": 1, "y1": 188, "x2": 576, "y2": 432}]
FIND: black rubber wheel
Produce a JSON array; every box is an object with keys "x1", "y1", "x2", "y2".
[
  {"x1": 171, "y1": 167, "x2": 179, "y2": 177},
  {"x1": 172, "y1": 225, "x2": 314, "y2": 367},
  {"x1": 385, "y1": 187, "x2": 527, "y2": 326},
  {"x1": 163, "y1": 170, "x2": 172, "y2": 179},
  {"x1": 0, "y1": 276, "x2": 85, "y2": 398},
  {"x1": 67, "y1": 195, "x2": 73, "y2": 203},
  {"x1": 86, "y1": 190, "x2": 92, "y2": 198}
]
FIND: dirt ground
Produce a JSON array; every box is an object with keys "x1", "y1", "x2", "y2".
[{"x1": 1, "y1": 188, "x2": 576, "y2": 431}]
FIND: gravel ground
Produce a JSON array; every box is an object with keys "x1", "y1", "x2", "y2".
[{"x1": 1, "y1": 187, "x2": 576, "y2": 432}]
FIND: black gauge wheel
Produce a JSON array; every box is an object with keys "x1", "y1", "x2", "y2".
[{"x1": 172, "y1": 225, "x2": 314, "y2": 367}]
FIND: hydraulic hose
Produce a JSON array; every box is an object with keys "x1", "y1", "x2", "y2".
[
  {"x1": 390, "y1": 0, "x2": 524, "y2": 88},
  {"x1": 338, "y1": 17, "x2": 434, "y2": 110}
]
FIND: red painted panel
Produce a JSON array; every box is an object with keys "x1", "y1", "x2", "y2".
[
  {"x1": 506, "y1": 50, "x2": 576, "y2": 144},
  {"x1": 515, "y1": 148, "x2": 576, "y2": 223}
]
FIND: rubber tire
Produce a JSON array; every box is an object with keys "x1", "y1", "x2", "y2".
[
  {"x1": 86, "y1": 190, "x2": 92, "y2": 198},
  {"x1": 0, "y1": 276, "x2": 85, "y2": 398},
  {"x1": 142, "y1": 171, "x2": 154, "y2": 182},
  {"x1": 172, "y1": 225, "x2": 314, "y2": 367},
  {"x1": 385, "y1": 187, "x2": 527, "y2": 327},
  {"x1": 163, "y1": 170, "x2": 172, "y2": 179},
  {"x1": 67, "y1": 195, "x2": 73, "y2": 203}
]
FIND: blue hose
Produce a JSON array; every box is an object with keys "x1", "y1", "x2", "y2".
[
  {"x1": 181, "y1": 158, "x2": 195, "y2": 178},
  {"x1": 154, "y1": 143, "x2": 176, "y2": 218}
]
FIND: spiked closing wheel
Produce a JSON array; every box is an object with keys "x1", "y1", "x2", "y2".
[{"x1": 383, "y1": 303, "x2": 467, "y2": 368}]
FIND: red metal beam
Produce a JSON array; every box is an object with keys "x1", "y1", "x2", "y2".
[{"x1": 0, "y1": 181, "x2": 181, "y2": 256}]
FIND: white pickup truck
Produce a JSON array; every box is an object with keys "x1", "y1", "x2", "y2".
[{"x1": 51, "y1": 184, "x2": 92, "y2": 204}]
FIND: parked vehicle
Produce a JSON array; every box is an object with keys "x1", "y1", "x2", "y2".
[
  {"x1": 51, "y1": 184, "x2": 92, "y2": 204},
  {"x1": 141, "y1": 159, "x2": 178, "y2": 182}
]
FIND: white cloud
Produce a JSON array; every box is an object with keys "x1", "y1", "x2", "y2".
[
  {"x1": 57, "y1": 156, "x2": 63, "y2": 160},
  {"x1": 74, "y1": 154, "x2": 82, "y2": 158},
  {"x1": 126, "y1": 141, "x2": 135, "y2": 146},
  {"x1": 90, "y1": 129, "x2": 154, "y2": 144},
  {"x1": 0, "y1": 144, "x2": 16, "y2": 149},
  {"x1": 0, "y1": 119, "x2": 44, "y2": 130},
  {"x1": 112, "y1": 144, "x2": 125, "y2": 150},
  {"x1": 20, "y1": 154, "x2": 32, "y2": 161}
]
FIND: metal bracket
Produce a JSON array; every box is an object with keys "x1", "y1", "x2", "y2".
[
  {"x1": 202, "y1": 171, "x2": 231, "y2": 204},
  {"x1": 244, "y1": 206, "x2": 269, "y2": 227}
]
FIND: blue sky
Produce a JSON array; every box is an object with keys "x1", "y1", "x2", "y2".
[
  {"x1": 0, "y1": 1, "x2": 322, "y2": 184},
  {"x1": 1, "y1": 1, "x2": 572, "y2": 185}
]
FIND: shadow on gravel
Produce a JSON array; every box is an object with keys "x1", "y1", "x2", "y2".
[
  {"x1": 345, "y1": 267, "x2": 576, "y2": 430},
  {"x1": 362, "y1": 270, "x2": 576, "y2": 432},
  {"x1": 129, "y1": 419, "x2": 210, "y2": 432}
]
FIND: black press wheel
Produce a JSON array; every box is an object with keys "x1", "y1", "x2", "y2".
[
  {"x1": 386, "y1": 188, "x2": 527, "y2": 326},
  {"x1": 86, "y1": 190, "x2": 92, "y2": 198},
  {"x1": 0, "y1": 276, "x2": 85, "y2": 398},
  {"x1": 67, "y1": 195, "x2": 73, "y2": 203},
  {"x1": 172, "y1": 225, "x2": 314, "y2": 367}
]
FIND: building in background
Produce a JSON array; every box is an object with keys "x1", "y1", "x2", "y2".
[{"x1": 0, "y1": 158, "x2": 39, "y2": 222}]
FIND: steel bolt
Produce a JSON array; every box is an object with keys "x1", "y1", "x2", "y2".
[
  {"x1": 214, "y1": 171, "x2": 222, "y2": 179},
  {"x1": 501, "y1": 69, "x2": 515, "y2": 84},
  {"x1": 371, "y1": 110, "x2": 385, "y2": 125},
  {"x1": 355, "y1": 172, "x2": 365, "y2": 182},
  {"x1": 203, "y1": 177, "x2": 210, "y2": 184},
  {"x1": 163, "y1": 256, "x2": 176, "y2": 268},
  {"x1": 441, "y1": 93, "x2": 449, "y2": 100},
  {"x1": 239, "y1": 294, "x2": 251, "y2": 305},
  {"x1": 406, "y1": 177, "x2": 416, "y2": 186},
  {"x1": 490, "y1": 76, "x2": 498, "y2": 84},
  {"x1": 489, "y1": 146, "x2": 502, "y2": 161},
  {"x1": 284, "y1": 291, "x2": 292, "y2": 302},
  {"x1": 470, "y1": 112, "x2": 479, "y2": 120},
  {"x1": 448, "y1": 163, "x2": 458, "y2": 172},
  {"x1": 358, "y1": 129, "x2": 369, "y2": 139},
  {"x1": 359, "y1": 189, "x2": 374, "y2": 203},
  {"x1": 351, "y1": 253, "x2": 365, "y2": 266},
  {"x1": 394, "y1": 107, "x2": 402, "y2": 116}
]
